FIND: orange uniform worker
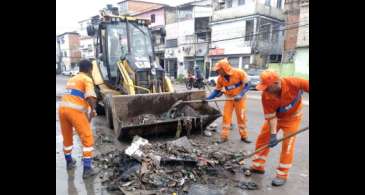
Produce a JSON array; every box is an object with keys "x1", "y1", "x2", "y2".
[
  {"x1": 249, "y1": 70, "x2": 309, "y2": 186},
  {"x1": 58, "y1": 59, "x2": 99, "y2": 179},
  {"x1": 206, "y1": 58, "x2": 251, "y2": 143}
]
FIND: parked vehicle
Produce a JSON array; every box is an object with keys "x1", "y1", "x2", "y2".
[
  {"x1": 247, "y1": 69, "x2": 263, "y2": 90},
  {"x1": 62, "y1": 70, "x2": 72, "y2": 76},
  {"x1": 70, "y1": 68, "x2": 79, "y2": 76}
]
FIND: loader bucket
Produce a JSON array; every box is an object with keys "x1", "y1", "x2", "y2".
[{"x1": 108, "y1": 90, "x2": 221, "y2": 141}]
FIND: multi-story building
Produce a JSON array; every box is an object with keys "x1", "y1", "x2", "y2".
[
  {"x1": 132, "y1": 4, "x2": 176, "y2": 71},
  {"x1": 282, "y1": 0, "x2": 300, "y2": 63},
  {"x1": 293, "y1": 0, "x2": 308, "y2": 78},
  {"x1": 78, "y1": 16, "x2": 99, "y2": 60},
  {"x1": 209, "y1": 0, "x2": 285, "y2": 71},
  {"x1": 56, "y1": 32, "x2": 81, "y2": 71},
  {"x1": 164, "y1": 0, "x2": 212, "y2": 79}
]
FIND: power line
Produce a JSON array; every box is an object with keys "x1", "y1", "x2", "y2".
[{"x1": 175, "y1": 23, "x2": 308, "y2": 46}]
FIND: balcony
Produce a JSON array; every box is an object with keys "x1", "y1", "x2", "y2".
[{"x1": 212, "y1": 2, "x2": 285, "y2": 22}]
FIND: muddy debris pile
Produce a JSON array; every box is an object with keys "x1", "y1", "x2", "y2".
[
  {"x1": 125, "y1": 105, "x2": 202, "y2": 126},
  {"x1": 94, "y1": 136, "x2": 257, "y2": 194}
]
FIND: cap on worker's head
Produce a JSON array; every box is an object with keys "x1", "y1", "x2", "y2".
[
  {"x1": 213, "y1": 58, "x2": 233, "y2": 75},
  {"x1": 79, "y1": 59, "x2": 93, "y2": 72},
  {"x1": 256, "y1": 70, "x2": 280, "y2": 91}
]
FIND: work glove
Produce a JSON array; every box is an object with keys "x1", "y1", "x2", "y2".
[
  {"x1": 269, "y1": 134, "x2": 278, "y2": 148},
  {"x1": 233, "y1": 95, "x2": 242, "y2": 101}
]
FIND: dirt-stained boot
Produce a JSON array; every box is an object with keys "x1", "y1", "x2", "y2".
[
  {"x1": 65, "y1": 154, "x2": 76, "y2": 170},
  {"x1": 82, "y1": 158, "x2": 99, "y2": 179}
]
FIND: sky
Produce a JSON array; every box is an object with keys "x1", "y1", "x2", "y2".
[{"x1": 56, "y1": 0, "x2": 195, "y2": 35}]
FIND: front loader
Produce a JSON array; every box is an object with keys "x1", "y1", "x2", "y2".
[{"x1": 86, "y1": 10, "x2": 220, "y2": 140}]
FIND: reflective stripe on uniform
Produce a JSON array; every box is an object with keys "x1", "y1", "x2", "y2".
[
  {"x1": 252, "y1": 162, "x2": 264, "y2": 167},
  {"x1": 225, "y1": 81, "x2": 242, "y2": 91},
  {"x1": 65, "y1": 89, "x2": 85, "y2": 99},
  {"x1": 83, "y1": 156, "x2": 92, "y2": 159},
  {"x1": 64, "y1": 145, "x2": 73, "y2": 151},
  {"x1": 254, "y1": 155, "x2": 267, "y2": 161},
  {"x1": 279, "y1": 163, "x2": 292, "y2": 169},
  {"x1": 60, "y1": 101, "x2": 88, "y2": 113},
  {"x1": 238, "y1": 124, "x2": 246, "y2": 128},
  {"x1": 222, "y1": 124, "x2": 231, "y2": 129},
  {"x1": 265, "y1": 113, "x2": 276, "y2": 119},
  {"x1": 276, "y1": 169, "x2": 287, "y2": 176},
  {"x1": 83, "y1": 147, "x2": 94, "y2": 152}
]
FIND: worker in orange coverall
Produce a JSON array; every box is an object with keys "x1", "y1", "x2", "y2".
[
  {"x1": 248, "y1": 70, "x2": 309, "y2": 186},
  {"x1": 58, "y1": 59, "x2": 99, "y2": 179},
  {"x1": 205, "y1": 58, "x2": 251, "y2": 143}
]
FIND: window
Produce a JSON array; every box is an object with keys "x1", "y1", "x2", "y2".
[
  {"x1": 228, "y1": 57, "x2": 239, "y2": 68},
  {"x1": 238, "y1": 0, "x2": 245, "y2": 5},
  {"x1": 226, "y1": 0, "x2": 232, "y2": 8},
  {"x1": 177, "y1": 8, "x2": 192, "y2": 20},
  {"x1": 272, "y1": 24, "x2": 280, "y2": 42},
  {"x1": 245, "y1": 20, "x2": 254, "y2": 41},
  {"x1": 277, "y1": 0, "x2": 282, "y2": 8},
  {"x1": 150, "y1": 14, "x2": 155, "y2": 23},
  {"x1": 197, "y1": 32, "x2": 207, "y2": 42},
  {"x1": 260, "y1": 24, "x2": 271, "y2": 41},
  {"x1": 165, "y1": 39, "x2": 178, "y2": 48},
  {"x1": 265, "y1": 0, "x2": 271, "y2": 6},
  {"x1": 64, "y1": 51, "x2": 67, "y2": 57}
]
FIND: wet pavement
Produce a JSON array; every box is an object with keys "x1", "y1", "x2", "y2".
[{"x1": 56, "y1": 75, "x2": 309, "y2": 195}]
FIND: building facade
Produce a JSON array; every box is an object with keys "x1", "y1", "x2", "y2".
[
  {"x1": 133, "y1": 6, "x2": 176, "y2": 71},
  {"x1": 209, "y1": 0, "x2": 285, "y2": 72},
  {"x1": 56, "y1": 32, "x2": 81, "y2": 71},
  {"x1": 164, "y1": 0, "x2": 212, "y2": 79},
  {"x1": 293, "y1": 0, "x2": 309, "y2": 78},
  {"x1": 282, "y1": 0, "x2": 300, "y2": 63}
]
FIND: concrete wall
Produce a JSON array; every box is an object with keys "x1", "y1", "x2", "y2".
[
  {"x1": 80, "y1": 37, "x2": 95, "y2": 59},
  {"x1": 165, "y1": 7, "x2": 177, "y2": 24},
  {"x1": 134, "y1": 8, "x2": 166, "y2": 27},
  {"x1": 293, "y1": 47, "x2": 308, "y2": 79},
  {"x1": 193, "y1": 6, "x2": 212, "y2": 18},
  {"x1": 212, "y1": 0, "x2": 284, "y2": 21},
  {"x1": 296, "y1": 2, "x2": 309, "y2": 47}
]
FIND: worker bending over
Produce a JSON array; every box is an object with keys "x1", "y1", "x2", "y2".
[{"x1": 249, "y1": 70, "x2": 309, "y2": 186}]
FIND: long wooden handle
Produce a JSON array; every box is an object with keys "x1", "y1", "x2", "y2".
[
  {"x1": 242, "y1": 126, "x2": 309, "y2": 160},
  {"x1": 181, "y1": 98, "x2": 234, "y2": 104}
]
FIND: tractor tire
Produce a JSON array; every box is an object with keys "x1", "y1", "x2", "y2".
[{"x1": 104, "y1": 95, "x2": 114, "y2": 129}]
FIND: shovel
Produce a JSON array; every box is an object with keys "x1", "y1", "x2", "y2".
[{"x1": 241, "y1": 126, "x2": 309, "y2": 160}]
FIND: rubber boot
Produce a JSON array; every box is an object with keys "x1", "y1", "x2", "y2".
[
  {"x1": 82, "y1": 158, "x2": 99, "y2": 179},
  {"x1": 272, "y1": 177, "x2": 287, "y2": 186},
  {"x1": 65, "y1": 154, "x2": 76, "y2": 170}
]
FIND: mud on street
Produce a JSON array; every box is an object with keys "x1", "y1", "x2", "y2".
[{"x1": 56, "y1": 75, "x2": 309, "y2": 195}]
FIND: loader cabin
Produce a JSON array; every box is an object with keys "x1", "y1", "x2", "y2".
[{"x1": 87, "y1": 15, "x2": 166, "y2": 94}]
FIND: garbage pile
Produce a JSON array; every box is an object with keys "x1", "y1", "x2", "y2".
[
  {"x1": 94, "y1": 135, "x2": 257, "y2": 194},
  {"x1": 124, "y1": 104, "x2": 201, "y2": 126}
]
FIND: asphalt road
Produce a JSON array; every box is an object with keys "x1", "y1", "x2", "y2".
[{"x1": 56, "y1": 75, "x2": 309, "y2": 195}]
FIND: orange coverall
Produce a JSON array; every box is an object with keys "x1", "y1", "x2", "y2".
[
  {"x1": 215, "y1": 64, "x2": 249, "y2": 141},
  {"x1": 252, "y1": 77, "x2": 309, "y2": 179},
  {"x1": 59, "y1": 72, "x2": 96, "y2": 159}
]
